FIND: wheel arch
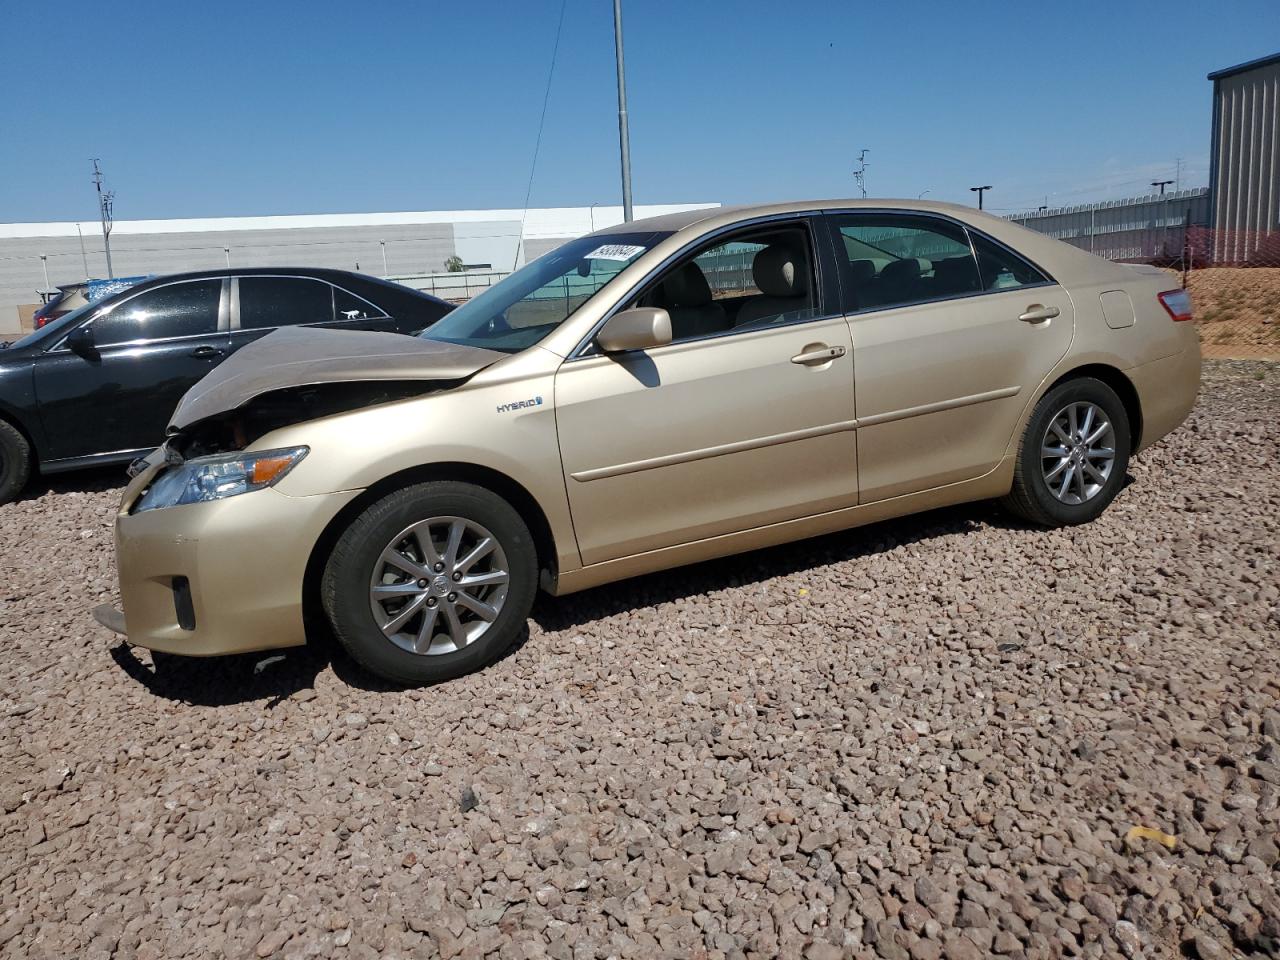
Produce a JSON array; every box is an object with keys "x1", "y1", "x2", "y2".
[
  {"x1": 1043, "y1": 363, "x2": 1143, "y2": 449},
  {"x1": 302, "y1": 462, "x2": 560, "y2": 636},
  {"x1": 0, "y1": 405, "x2": 40, "y2": 466}
]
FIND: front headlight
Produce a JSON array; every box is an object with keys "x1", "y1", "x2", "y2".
[{"x1": 133, "y1": 446, "x2": 309, "y2": 513}]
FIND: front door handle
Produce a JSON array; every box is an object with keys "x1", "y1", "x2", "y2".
[
  {"x1": 791, "y1": 344, "x2": 847, "y2": 365},
  {"x1": 190, "y1": 345, "x2": 224, "y2": 359},
  {"x1": 1018, "y1": 304, "x2": 1060, "y2": 323}
]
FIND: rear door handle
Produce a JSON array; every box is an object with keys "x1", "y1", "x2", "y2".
[
  {"x1": 1018, "y1": 304, "x2": 1060, "y2": 323},
  {"x1": 190, "y1": 345, "x2": 224, "y2": 359},
  {"x1": 791, "y1": 344, "x2": 847, "y2": 365}
]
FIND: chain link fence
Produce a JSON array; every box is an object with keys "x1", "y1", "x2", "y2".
[{"x1": 1163, "y1": 227, "x2": 1280, "y2": 359}]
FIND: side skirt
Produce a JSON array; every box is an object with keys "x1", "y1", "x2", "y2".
[{"x1": 40, "y1": 447, "x2": 152, "y2": 475}]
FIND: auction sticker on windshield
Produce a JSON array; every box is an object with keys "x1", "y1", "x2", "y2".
[{"x1": 585, "y1": 244, "x2": 646, "y2": 262}]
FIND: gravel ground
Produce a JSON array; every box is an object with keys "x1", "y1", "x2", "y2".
[{"x1": 1, "y1": 360, "x2": 1277, "y2": 960}]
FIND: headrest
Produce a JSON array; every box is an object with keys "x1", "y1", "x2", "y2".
[
  {"x1": 752, "y1": 245, "x2": 808, "y2": 298},
  {"x1": 848, "y1": 259, "x2": 876, "y2": 284},
  {"x1": 879, "y1": 257, "x2": 926, "y2": 284},
  {"x1": 933, "y1": 255, "x2": 979, "y2": 290},
  {"x1": 663, "y1": 262, "x2": 713, "y2": 306}
]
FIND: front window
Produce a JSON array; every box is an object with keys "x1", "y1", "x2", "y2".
[
  {"x1": 422, "y1": 231, "x2": 668, "y2": 353},
  {"x1": 93, "y1": 279, "x2": 222, "y2": 345}
]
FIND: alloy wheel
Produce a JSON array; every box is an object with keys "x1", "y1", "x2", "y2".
[
  {"x1": 1040, "y1": 401, "x2": 1116, "y2": 505},
  {"x1": 368, "y1": 516, "x2": 510, "y2": 655}
]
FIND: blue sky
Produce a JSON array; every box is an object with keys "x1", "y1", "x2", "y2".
[{"x1": 0, "y1": 0, "x2": 1273, "y2": 222}]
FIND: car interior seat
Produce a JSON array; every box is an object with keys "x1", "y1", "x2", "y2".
[{"x1": 734, "y1": 244, "x2": 813, "y2": 327}]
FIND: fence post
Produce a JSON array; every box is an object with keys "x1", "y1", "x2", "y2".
[{"x1": 1089, "y1": 204, "x2": 1095, "y2": 254}]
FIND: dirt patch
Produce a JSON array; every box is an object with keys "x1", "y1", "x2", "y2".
[{"x1": 1178, "y1": 267, "x2": 1280, "y2": 357}]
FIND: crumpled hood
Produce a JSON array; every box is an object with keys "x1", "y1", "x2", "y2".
[{"x1": 170, "y1": 326, "x2": 505, "y2": 429}]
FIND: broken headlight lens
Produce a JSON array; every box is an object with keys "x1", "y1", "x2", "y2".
[{"x1": 133, "y1": 446, "x2": 309, "y2": 513}]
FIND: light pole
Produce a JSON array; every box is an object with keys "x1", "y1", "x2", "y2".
[
  {"x1": 91, "y1": 159, "x2": 115, "y2": 278},
  {"x1": 75, "y1": 223, "x2": 90, "y2": 278},
  {"x1": 969, "y1": 185, "x2": 992, "y2": 210},
  {"x1": 380, "y1": 239, "x2": 388, "y2": 277},
  {"x1": 917, "y1": 189, "x2": 930, "y2": 199},
  {"x1": 223, "y1": 246, "x2": 231, "y2": 267},
  {"x1": 612, "y1": 0, "x2": 634, "y2": 222},
  {"x1": 1152, "y1": 181, "x2": 1174, "y2": 258}
]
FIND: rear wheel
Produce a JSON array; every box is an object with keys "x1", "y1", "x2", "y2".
[
  {"x1": 1002, "y1": 377, "x2": 1131, "y2": 527},
  {"x1": 0, "y1": 420, "x2": 32, "y2": 506},
  {"x1": 321, "y1": 482, "x2": 538, "y2": 685}
]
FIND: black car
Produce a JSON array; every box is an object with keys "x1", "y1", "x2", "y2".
[{"x1": 0, "y1": 267, "x2": 452, "y2": 503}]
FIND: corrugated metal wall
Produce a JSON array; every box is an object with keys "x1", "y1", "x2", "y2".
[{"x1": 1210, "y1": 57, "x2": 1280, "y2": 263}]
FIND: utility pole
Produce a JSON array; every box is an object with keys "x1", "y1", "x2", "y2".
[
  {"x1": 612, "y1": 0, "x2": 634, "y2": 222},
  {"x1": 1174, "y1": 158, "x2": 1183, "y2": 192},
  {"x1": 969, "y1": 185, "x2": 992, "y2": 210},
  {"x1": 1151, "y1": 179, "x2": 1173, "y2": 195},
  {"x1": 91, "y1": 159, "x2": 115, "y2": 278},
  {"x1": 75, "y1": 223, "x2": 90, "y2": 278},
  {"x1": 853, "y1": 149, "x2": 870, "y2": 198}
]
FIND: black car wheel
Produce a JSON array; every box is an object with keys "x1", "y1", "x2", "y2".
[
  {"x1": 1002, "y1": 377, "x2": 1131, "y2": 527},
  {"x1": 0, "y1": 420, "x2": 32, "y2": 505},
  {"x1": 321, "y1": 481, "x2": 538, "y2": 685}
]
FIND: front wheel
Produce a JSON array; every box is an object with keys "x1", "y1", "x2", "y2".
[
  {"x1": 321, "y1": 481, "x2": 538, "y2": 685},
  {"x1": 0, "y1": 420, "x2": 33, "y2": 506},
  {"x1": 1002, "y1": 377, "x2": 1131, "y2": 527}
]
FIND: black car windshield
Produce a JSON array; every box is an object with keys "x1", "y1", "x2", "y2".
[{"x1": 421, "y1": 231, "x2": 668, "y2": 353}]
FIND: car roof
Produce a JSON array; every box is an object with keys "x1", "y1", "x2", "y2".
[
  {"x1": 131, "y1": 266, "x2": 395, "y2": 284},
  {"x1": 588, "y1": 198, "x2": 1016, "y2": 236}
]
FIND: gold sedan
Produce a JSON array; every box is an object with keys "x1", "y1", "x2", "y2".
[{"x1": 96, "y1": 200, "x2": 1201, "y2": 685}]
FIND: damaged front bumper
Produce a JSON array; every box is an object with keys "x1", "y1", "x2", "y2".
[{"x1": 100, "y1": 454, "x2": 361, "y2": 657}]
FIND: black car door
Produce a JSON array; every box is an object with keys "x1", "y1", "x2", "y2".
[
  {"x1": 31, "y1": 278, "x2": 230, "y2": 463},
  {"x1": 227, "y1": 276, "x2": 397, "y2": 356}
]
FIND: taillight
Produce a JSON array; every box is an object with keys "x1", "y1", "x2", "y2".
[
  {"x1": 34, "y1": 315, "x2": 50, "y2": 329},
  {"x1": 1157, "y1": 289, "x2": 1193, "y2": 322}
]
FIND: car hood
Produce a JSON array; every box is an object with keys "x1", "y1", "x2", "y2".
[{"x1": 170, "y1": 326, "x2": 505, "y2": 429}]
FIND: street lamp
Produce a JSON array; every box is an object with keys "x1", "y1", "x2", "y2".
[
  {"x1": 613, "y1": 0, "x2": 633, "y2": 222},
  {"x1": 969, "y1": 185, "x2": 992, "y2": 210},
  {"x1": 1151, "y1": 180, "x2": 1173, "y2": 195}
]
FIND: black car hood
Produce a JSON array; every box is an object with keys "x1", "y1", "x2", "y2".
[{"x1": 170, "y1": 327, "x2": 505, "y2": 429}]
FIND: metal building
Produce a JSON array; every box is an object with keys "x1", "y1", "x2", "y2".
[
  {"x1": 0, "y1": 203, "x2": 718, "y2": 334},
  {"x1": 1208, "y1": 52, "x2": 1280, "y2": 263}
]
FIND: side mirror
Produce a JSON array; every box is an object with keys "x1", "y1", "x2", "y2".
[
  {"x1": 65, "y1": 324, "x2": 98, "y2": 359},
  {"x1": 596, "y1": 307, "x2": 672, "y2": 353}
]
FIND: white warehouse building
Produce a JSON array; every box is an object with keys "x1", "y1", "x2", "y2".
[{"x1": 0, "y1": 202, "x2": 719, "y2": 334}]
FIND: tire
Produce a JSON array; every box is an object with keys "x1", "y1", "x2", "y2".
[
  {"x1": 1002, "y1": 377, "x2": 1131, "y2": 527},
  {"x1": 321, "y1": 481, "x2": 538, "y2": 685},
  {"x1": 0, "y1": 419, "x2": 33, "y2": 506}
]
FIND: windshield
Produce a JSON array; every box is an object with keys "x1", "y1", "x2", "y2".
[
  {"x1": 6, "y1": 300, "x2": 97, "y2": 351},
  {"x1": 421, "y1": 231, "x2": 668, "y2": 353}
]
